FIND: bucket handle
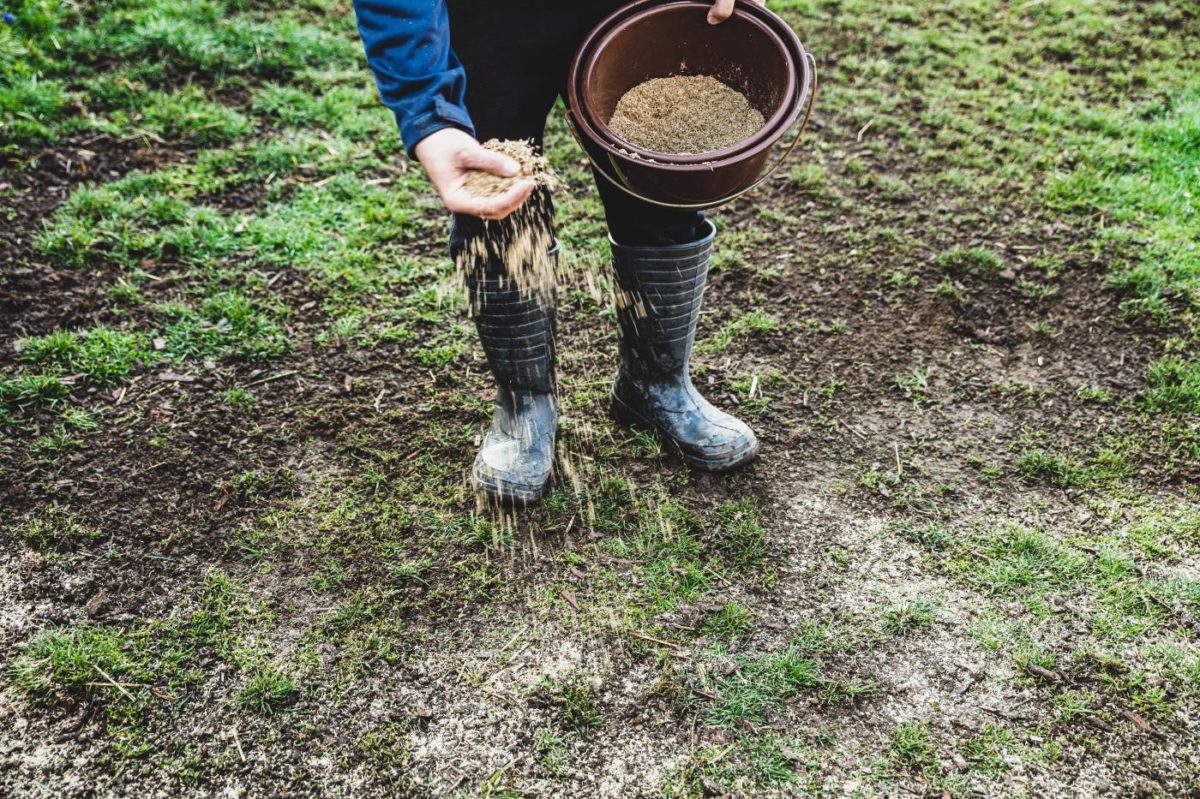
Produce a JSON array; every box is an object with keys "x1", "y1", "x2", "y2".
[{"x1": 566, "y1": 50, "x2": 817, "y2": 211}]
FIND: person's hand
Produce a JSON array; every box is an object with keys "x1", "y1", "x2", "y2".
[
  {"x1": 413, "y1": 128, "x2": 535, "y2": 220},
  {"x1": 708, "y1": 0, "x2": 766, "y2": 24}
]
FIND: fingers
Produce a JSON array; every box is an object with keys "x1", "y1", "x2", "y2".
[
  {"x1": 459, "y1": 146, "x2": 520, "y2": 178},
  {"x1": 446, "y1": 178, "x2": 536, "y2": 221},
  {"x1": 708, "y1": 0, "x2": 765, "y2": 23},
  {"x1": 708, "y1": 0, "x2": 736, "y2": 23}
]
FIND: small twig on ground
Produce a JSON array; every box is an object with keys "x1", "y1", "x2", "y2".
[
  {"x1": 838, "y1": 418, "x2": 868, "y2": 441},
  {"x1": 628, "y1": 630, "x2": 685, "y2": 651},
  {"x1": 1121, "y1": 708, "x2": 1153, "y2": 734},
  {"x1": 245, "y1": 370, "x2": 298, "y2": 388},
  {"x1": 232, "y1": 727, "x2": 246, "y2": 762},
  {"x1": 705, "y1": 565, "x2": 732, "y2": 587},
  {"x1": 90, "y1": 663, "x2": 134, "y2": 701},
  {"x1": 1025, "y1": 663, "x2": 1061, "y2": 683},
  {"x1": 980, "y1": 704, "x2": 1027, "y2": 721},
  {"x1": 128, "y1": 461, "x2": 170, "y2": 480}
]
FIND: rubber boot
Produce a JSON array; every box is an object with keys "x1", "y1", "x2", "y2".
[
  {"x1": 464, "y1": 243, "x2": 559, "y2": 505},
  {"x1": 610, "y1": 221, "x2": 759, "y2": 472}
]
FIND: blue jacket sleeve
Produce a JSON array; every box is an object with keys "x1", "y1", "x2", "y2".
[{"x1": 352, "y1": 0, "x2": 475, "y2": 153}]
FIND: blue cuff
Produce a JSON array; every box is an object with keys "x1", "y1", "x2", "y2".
[{"x1": 401, "y1": 98, "x2": 476, "y2": 154}]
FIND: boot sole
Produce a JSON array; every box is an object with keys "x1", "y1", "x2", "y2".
[
  {"x1": 472, "y1": 465, "x2": 551, "y2": 507},
  {"x1": 610, "y1": 393, "x2": 759, "y2": 473}
]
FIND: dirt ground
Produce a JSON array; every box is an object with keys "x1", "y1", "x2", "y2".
[{"x1": 2, "y1": 2, "x2": 1198, "y2": 797}]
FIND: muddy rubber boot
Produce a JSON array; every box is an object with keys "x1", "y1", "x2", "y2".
[
  {"x1": 464, "y1": 244, "x2": 559, "y2": 505},
  {"x1": 610, "y1": 221, "x2": 759, "y2": 472}
]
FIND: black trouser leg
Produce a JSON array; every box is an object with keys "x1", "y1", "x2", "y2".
[{"x1": 594, "y1": 167, "x2": 709, "y2": 247}]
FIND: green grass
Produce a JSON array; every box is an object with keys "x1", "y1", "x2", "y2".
[
  {"x1": 775, "y1": 0, "x2": 1200, "y2": 325},
  {"x1": 18, "y1": 508, "x2": 101, "y2": 552},
  {"x1": 1014, "y1": 442, "x2": 1131, "y2": 489},
  {"x1": 237, "y1": 663, "x2": 297, "y2": 714},
  {"x1": 139, "y1": 85, "x2": 255, "y2": 145},
  {"x1": 711, "y1": 499, "x2": 769, "y2": 573},
  {"x1": 533, "y1": 727, "x2": 570, "y2": 778},
  {"x1": 1046, "y1": 91, "x2": 1200, "y2": 319},
  {"x1": 701, "y1": 603, "x2": 754, "y2": 642},
  {"x1": 881, "y1": 599, "x2": 938, "y2": 635},
  {"x1": 664, "y1": 733, "x2": 808, "y2": 797},
  {"x1": 971, "y1": 525, "x2": 1088, "y2": 594},
  {"x1": 538, "y1": 673, "x2": 604, "y2": 733},
  {"x1": 890, "y1": 721, "x2": 938, "y2": 775},
  {"x1": 936, "y1": 247, "x2": 1004, "y2": 278},
  {"x1": 10, "y1": 569, "x2": 256, "y2": 705},
  {"x1": 10, "y1": 626, "x2": 141, "y2": 698},
  {"x1": 20, "y1": 327, "x2": 151, "y2": 384},
  {"x1": 703, "y1": 647, "x2": 821, "y2": 727},
  {"x1": 1144, "y1": 354, "x2": 1200, "y2": 414},
  {"x1": 698, "y1": 310, "x2": 779, "y2": 353},
  {"x1": 0, "y1": 372, "x2": 69, "y2": 412}
]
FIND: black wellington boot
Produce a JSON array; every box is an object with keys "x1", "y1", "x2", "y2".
[
  {"x1": 610, "y1": 221, "x2": 759, "y2": 472},
  {"x1": 464, "y1": 243, "x2": 559, "y2": 505}
]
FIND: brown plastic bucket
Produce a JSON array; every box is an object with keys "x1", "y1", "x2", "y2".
[
  {"x1": 581, "y1": 3, "x2": 795, "y2": 162},
  {"x1": 566, "y1": 0, "x2": 815, "y2": 209}
]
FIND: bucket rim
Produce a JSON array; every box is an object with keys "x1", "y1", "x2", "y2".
[{"x1": 567, "y1": 58, "x2": 812, "y2": 174}]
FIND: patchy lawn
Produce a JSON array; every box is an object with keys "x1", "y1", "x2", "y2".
[{"x1": 1, "y1": 1, "x2": 1197, "y2": 796}]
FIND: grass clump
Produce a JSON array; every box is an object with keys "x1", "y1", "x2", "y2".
[
  {"x1": 538, "y1": 673, "x2": 604, "y2": 733},
  {"x1": 237, "y1": 663, "x2": 297, "y2": 714},
  {"x1": 975, "y1": 525, "x2": 1088, "y2": 594},
  {"x1": 161, "y1": 291, "x2": 290, "y2": 360},
  {"x1": 10, "y1": 626, "x2": 140, "y2": 699},
  {"x1": 711, "y1": 499, "x2": 769, "y2": 573},
  {"x1": 704, "y1": 647, "x2": 820, "y2": 727},
  {"x1": 894, "y1": 519, "x2": 954, "y2": 551},
  {"x1": 534, "y1": 727, "x2": 571, "y2": 778},
  {"x1": 664, "y1": 733, "x2": 808, "y2": 797},
  {"x1": 138, "y1": 86, "x2": 254, "y2": 145},
  {"x1": 0, "y1": 372, "x2": 70, "y2": 414},
  {"x1": 18, "y1": 508, "x2": 100, "y2": 552},
  {"x1": 20, "y1": 327, "x2": 151, "y2": 384},
  {"x1": 1143, "y1": 355, "x2": 1200, "y2": 414},
  {"x1": 699, "y1": 311, "x2": 779, "y2": 353},
  {"x1": 936, "y1": 247, "x2": 1004, "y2": 278},
  {"x1": 702, "y1": 602, "x2": 754, "y2": 642},
  {"x1": 890, "y1": 721, "x2": 938, "y2": 774},
  {"x1": 960, "y1": 725, "x2": 1016, "y2": 773},
  {"x1": 1014, "y1": 442, "x2": 1130, "y2": 489},
  {"x1": 881, "y1": 599, "x2": 938, "y2": 635}
]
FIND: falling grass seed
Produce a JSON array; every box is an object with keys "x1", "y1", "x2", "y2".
[{"x1": 459, "y1": 139, "x2": 558, "y2": 306}]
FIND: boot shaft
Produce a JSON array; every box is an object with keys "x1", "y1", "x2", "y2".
[
  {"x1": 610, "y1": 220, "x2": 716, "y2": 379},
  {"x1": 462, "y1": 241, "x2": 559, "y2": 396}
]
